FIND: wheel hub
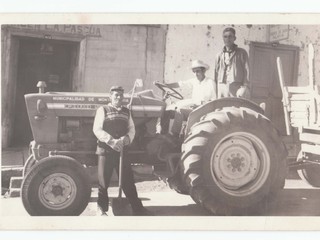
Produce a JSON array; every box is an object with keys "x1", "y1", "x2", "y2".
[
  {"x1": 51, "y1": 185, "x2": 64, "y2": 197},
  {"x1": 213, "y1": 136, "x2": 260, "y2": 190},
  {"x1": 39, "y1": 173, "x2": 76, "y2": 209},
  {"x1": 227, "y1": 153, "x2": 245, "y2": 172}
]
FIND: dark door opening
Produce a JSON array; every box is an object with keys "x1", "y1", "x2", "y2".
[
  {"x1": 249, "y1": 42, "x2": 299, "y2": 135},
  {"x1": 12, "y1": 37, "x2": 78, "y2": 147}
]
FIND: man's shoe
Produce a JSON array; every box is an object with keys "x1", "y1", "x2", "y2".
[
  {"x1": 97, "y1": 206, "x2": 108, "y2": 216},
  {"x1": 132, "y1": 207, "x2": 154, "y2": 216}
]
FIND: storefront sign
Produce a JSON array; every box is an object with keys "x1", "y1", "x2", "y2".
[
  {"x1": 268, "y1": 25, "x2": 289, "y2": 42},
  {"x1": 11, "y1": 25, "x2": 102, "y2": 37}
]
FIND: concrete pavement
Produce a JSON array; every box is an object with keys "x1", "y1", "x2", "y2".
[{"x1": 1, "y1": 183, "x2": 208, "y2": 217}]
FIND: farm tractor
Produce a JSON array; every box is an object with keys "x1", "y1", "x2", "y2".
[{"x1": 21, "y1": 77, "x2": 287, "y2": 216}]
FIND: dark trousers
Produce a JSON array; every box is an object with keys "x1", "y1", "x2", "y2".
[{"x1": 97, "y1": 151, "x2": 143, "y2": 212}]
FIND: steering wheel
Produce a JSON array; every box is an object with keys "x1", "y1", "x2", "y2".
[{"x1": 154, "y1": 82, "x2": 184, "y2": 100}]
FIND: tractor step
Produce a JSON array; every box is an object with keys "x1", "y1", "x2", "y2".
[
  {"x1": 8, "y1": 176, "x2": 24, "y2": 198},
  {"x1": 1, "y1": 167, "x2": 23, "y2": 197}
]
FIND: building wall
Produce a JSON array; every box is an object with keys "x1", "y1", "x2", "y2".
[
  {"x1": 280, "y1": 25, "x2": 320, "y2": 86},
  {"x1": 81, "y1": 25, "x2": 166, "y2": 93},
  {"x1": 164, "y1": 24, "x2": 320, "y2": 98}
]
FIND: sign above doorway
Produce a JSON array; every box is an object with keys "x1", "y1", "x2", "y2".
[
  {"x1": 268, "y1": 25, "x2": 289, "y2": 42},
  {"x1": 11, "y1": 25, "x2": 102, "y2": 38}
]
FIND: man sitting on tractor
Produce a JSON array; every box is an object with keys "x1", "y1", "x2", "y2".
[{"x1": 155, "y1": 60, "x2": 216, "y2": 138}]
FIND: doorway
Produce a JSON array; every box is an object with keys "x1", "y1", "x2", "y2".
[
  {"x1": 12, "y1": 37, "x2": 78, "y2": 147},
  {"x1": 249, "y1": 42, "x2": 299, "y2": 135}
]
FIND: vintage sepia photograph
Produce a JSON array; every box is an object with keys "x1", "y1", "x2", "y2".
[{"x1": 1, "y1": 14, "x2": 320, "y2": 231}]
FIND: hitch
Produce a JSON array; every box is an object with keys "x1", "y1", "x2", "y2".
[{"x1": 288, "y1": 159, "x2": 320, "y2": 170}]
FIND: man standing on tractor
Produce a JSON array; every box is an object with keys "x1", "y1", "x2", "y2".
[
  {"x1": 93, "y1": 86, "x2": 152, "y2": 216},
  {"x1": 214, "y1": 27, "x2": 250, "y2": 99},
  {"x1": 160, "y1": 60, "x2": 216, "y2": 138}
]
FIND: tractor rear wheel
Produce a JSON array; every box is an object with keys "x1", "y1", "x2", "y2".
[
  {"x1": 21, "y1": 156, "x2": 91, "y2": 216},
  {"x1": 181, "y1": 107, "x2": 287, "y2": 215}
]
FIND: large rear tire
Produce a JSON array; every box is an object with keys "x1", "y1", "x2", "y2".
[
  {"x1": 181, "y1": 107, "x2": 287, "y2": 215},
  {"x1": 21, "y1": 156, "x2": 91, "y2": 216}
]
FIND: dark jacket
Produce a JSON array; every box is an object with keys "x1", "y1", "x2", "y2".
[{"x1": 214, "y1": 44, "x2": 250, "y2": 86}]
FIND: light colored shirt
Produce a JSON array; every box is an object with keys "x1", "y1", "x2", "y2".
[
  {"x1": 178, "y1": 77, "x2": 216, "y2": 105},
  {"x1": 93, "y1": 104, "x2": 135, "y2": 148}
]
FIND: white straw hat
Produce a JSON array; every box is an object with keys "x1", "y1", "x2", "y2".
[{"x1": 191, "y1": 60, "x2": 209, "y2": 70}]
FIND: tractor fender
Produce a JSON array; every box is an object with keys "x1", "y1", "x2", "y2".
[{"x1": 185, "y1": 97, "x2": 265, "y2": 134}]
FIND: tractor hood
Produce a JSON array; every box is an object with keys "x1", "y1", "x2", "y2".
[
  {"x1": 25, "y1": 90, "x2": 165, "y2": 143},
  {"x1": 25, "y1": 90, "x2": 165, "y2": 117}
]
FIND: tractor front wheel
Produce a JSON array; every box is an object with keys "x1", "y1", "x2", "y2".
[{"x1": 21, "y1": 156, "x2": 91, "y2": 216}]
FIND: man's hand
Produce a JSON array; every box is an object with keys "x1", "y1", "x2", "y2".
[
  {"x1": 108, "y1": 139, "x2": 124, "y2": 152},
  {"x1": 236, "y1": 85, "x2": 250, "y2": 98},
  {"x1": 121, "y1": 135, "x2": 131, "y2": 146},
  {"x1": 189, "y1": 104, "x2": 199, "y2": 110}
]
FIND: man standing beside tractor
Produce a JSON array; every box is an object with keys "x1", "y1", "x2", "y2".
[
  {"x1": 214, "y1": 27, "x2": 250, "y2": 99},
  {"x1": 93, "y1": 86, "x2": 152, "y2": 216}
]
